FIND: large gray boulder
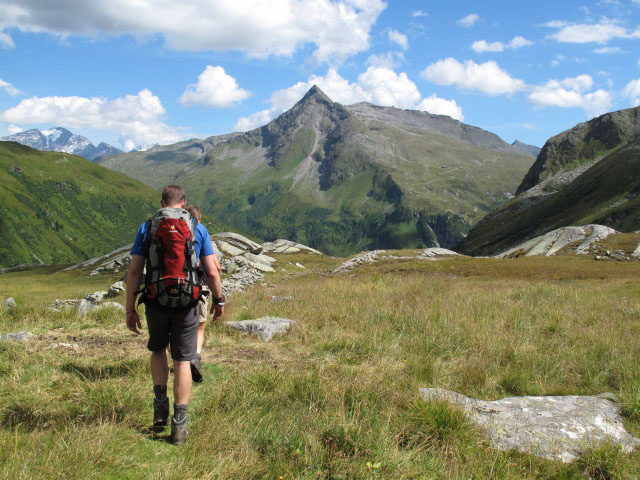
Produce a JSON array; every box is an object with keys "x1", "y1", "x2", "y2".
[
  {"x1": 213, "y1": 232, "x2": 263, "y2": 254},
  {"x1": 225, "y1": 316, "x2": 293, "y2": 341},
  {"x1": 420, "y1": 388, "x2": 640, "y2": 463},
  {"x1": 496, "y1": 225, "x2": 617, "y2": 258},
  {"x1": 86, "y1": 291, "x2": 108, "y2": 304}
]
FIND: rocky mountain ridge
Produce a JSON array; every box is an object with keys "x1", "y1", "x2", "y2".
[
  {"x1": 458, "y1": 106, "x2": 640, "y2": 256},
  {"x1": 99, "y1": 86, "x2": 534, "y2": 255},
  {"x1": 1, "y1": 127, "x2": 123, "y2": 161}
]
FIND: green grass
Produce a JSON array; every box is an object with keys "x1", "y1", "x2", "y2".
[
  {"x1": 1, "y1": 253, "x2": 639, "y2": 478},
  {"x1": 0, "y1": 142, "x2": 160, "y2": 268}
]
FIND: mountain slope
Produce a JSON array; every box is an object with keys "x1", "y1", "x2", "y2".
[
  {"x1": 1, "y1": 127, "x2": 123, "y2": 161},
  {"x1": 458, "y1": 106, "x2": 640, "y2": 256},
  {"x1": 0, "y1": 141, "x2": 159, "y2": 267},
  {"x1": 99, "y1": 86, "x2": 534, "y2": 255}
]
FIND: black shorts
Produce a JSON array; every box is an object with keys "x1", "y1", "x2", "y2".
[{"x1": 145, "y1": 303, "x2": 199, "y2": 361}]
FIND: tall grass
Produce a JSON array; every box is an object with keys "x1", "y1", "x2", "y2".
[{"x1": 0, "y1": 254, "x2": 639, "y2": 478}]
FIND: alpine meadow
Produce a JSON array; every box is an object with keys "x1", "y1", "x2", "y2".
[{"x1": 1, "y1": 1, "x2": 640, "y2": 479}]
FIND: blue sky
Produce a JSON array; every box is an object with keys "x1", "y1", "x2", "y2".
[{"x1": 0, "y1": 0, "x2": 639, "y2": 151}]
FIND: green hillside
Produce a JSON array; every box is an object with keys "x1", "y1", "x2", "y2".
[
  {"x1": 0, "y1": 141, "x2": 160, "y2": 267},
  {"x1": 99, "y1": 87, "x2": 533, "y2": 255},
  {"x1": 459, "y1": 125, "x2": 640, "y2": 256}
]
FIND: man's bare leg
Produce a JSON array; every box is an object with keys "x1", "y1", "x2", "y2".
[
  {"x1": 151, "y1": 350, "x2": 169, "y2": 385},
  {"x1": 173, "y1": 360, "x2": 192, "y2": 405},
  {"x1": 196, "y1": 322, "x2": 205, "y2": 354}
]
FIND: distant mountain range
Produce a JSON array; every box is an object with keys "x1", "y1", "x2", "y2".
[
  {"x1": 511, "y1": 140, "x2": 541, "y2": 159},
  {"x1": 0, "y1": 141, "x2": 158, "y2": 268},
  {"x1": 99, "y1": 86, "x2": 535, "y2": 255},
  {"x1": 458, "y1": 105, "x2": 640, "y2": 256},
  {"x1": 1, "y1": 127, "x2": 123, "y2": 161}
]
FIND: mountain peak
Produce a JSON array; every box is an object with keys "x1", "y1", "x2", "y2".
[{"x1": 299, "y1": 85, "x2": 332, "y2": 104}]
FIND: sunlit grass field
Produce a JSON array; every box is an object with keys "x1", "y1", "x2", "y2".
[{"x1": 0, "y1": 252, "x2": 639, "y2": 479}]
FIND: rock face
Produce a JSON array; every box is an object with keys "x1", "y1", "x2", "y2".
[
  {"x1": 225, "y1": 317, "x2": 293, "y2": 341},
  {"x1": 496, "y1": 225, "x2": 617, "y2": 258},
  {"x1": 420, "y1": 388, "x2": 640, "y2": 463}
]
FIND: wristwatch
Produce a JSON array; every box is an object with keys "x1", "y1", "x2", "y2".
[{"x1": 213, "y1": 294, "x2": 226, "y2": 306}]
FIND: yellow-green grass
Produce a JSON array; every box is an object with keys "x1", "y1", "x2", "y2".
[{"x1": 1, "y1": 253, "x2": 639, "y2": 479}]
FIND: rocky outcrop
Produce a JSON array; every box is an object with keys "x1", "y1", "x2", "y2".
[
  {"x1": 213, "y1": 232, "x2": 263, "y2": 255},
  {"x1": 225, "y1": 317, "x2": 294, "y2": 341},
  {"x1": 333, "y1": 248, "x2": 461, "y2": 273},
  {"x1": 262, "y1": 239, "x2": 322, "y2": 255},
  {"x1": 496, "y1": 225, "x2": 617, "y2": 258},
  {"x1": 420, "y1": 388, "x2": 640, "y2": 463}
]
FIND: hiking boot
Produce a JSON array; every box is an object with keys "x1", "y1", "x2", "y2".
[
  {"x1": 190, "y1": 353, "x2": 203, "y2": 383},
  {"x1": 171, "y1": 417, "x2": 188, "y2": 445},
  {"x1": 153, "y1": 397, "x2": 169, "y2": 427}
]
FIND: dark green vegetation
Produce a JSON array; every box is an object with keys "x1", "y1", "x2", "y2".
[
  {"x1": 1, "y1": 251, "x2": 639, "y2": 478},
  {"x1": 460, "y1": 106, "x2": 640, "y2": 256},
  {"x1": 99, "y1": 87, "x2": 534, "y2": 255},
  {"x1": 0, "y1": 141, "x2": 160, "y2": 268}
]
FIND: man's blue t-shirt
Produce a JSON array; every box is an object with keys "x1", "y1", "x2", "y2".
[{"x1": 130, "y1": 219, "x2": 214, "y2": 260}]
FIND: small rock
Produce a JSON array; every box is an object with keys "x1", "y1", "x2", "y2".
[
  {"x1": 270, "y1": 295, "x2": 294, "y2": 303},
  {"x1": 295, "y1": 263, "x2": 305, "y2": 269},
  {"x1": 595, "y1": 255, "x2": 602, "y2": 261},
  {"x1": 77, "y1": 299, "x2": 95, "y2": 315},
  {"x1": 225, "y1": 316, "x2": 293, "y2": 341},
  {"x1": 2, "y1": 297, "x2": 17, "y2": 309},
  {"x1": 86, "y1": 291, "x2": 108, "y2": 304},
  {"x1": 48, "y1": 342, "x2": 79, "y2": 351},
  {"x1": 94, "y1": 302, "x2": 126, "y2": 312},
  {"x1": 0, "y1": 331, "x2": 33, "y2": 342},
  {"x1": 107, "y1": 281, "x2": 126, "y2": 297}
]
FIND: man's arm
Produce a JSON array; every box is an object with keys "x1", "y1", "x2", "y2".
[
  {"x1": 125, "y1": 255, "x2": 145, "y2": 334},
  {"x1": 202, "y1": 254, "x2": 224, "y2": 320}
]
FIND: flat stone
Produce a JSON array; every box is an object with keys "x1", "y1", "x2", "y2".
[
  {"x1": 295, "y1": 263, "x2": 306, "y2": 269},
  {"x1": 215, "y1": 239, "x2": 245, "y2": 257},
  {"x1": 94, "y1": 302, "x2": 126, "y2": 312},
  {"x1": 243, "y1": 252, "x2": 276, "y2": 265},
  {"x1": 2, "y1": 297, "x2": 17, "y2": 308},
  {"x1": 107, "y1": 281, "x2": 126, "y2": 297},
  {"x1": 418, "y1": 248, "x2": 460, "y2": 258},
  {"x1": 214, "y1": 232, "x2": 263, "y2": 254},
  {"x1": 86, "y1": 291, "x2": 108, "y2": 304},
  {"x1": 225, "y1": 316, "x2": 293, "y2": 341},
  {"x1": 0, "y1": 331, "x2": 33, "y2": 342},
  {"x1": 420, "y1": 388, "x2": 640, "y2": 463},
  {"x1": 270, "y1": 295, "x2": 294, "y2": 303}
]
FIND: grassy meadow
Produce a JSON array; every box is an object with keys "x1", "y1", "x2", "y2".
[{"x1": 0, "y1": 251, "x2": 639, "y2": 479}]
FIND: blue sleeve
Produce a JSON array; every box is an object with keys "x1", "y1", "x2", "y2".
[
  {"x1": 130, "y1": 222, "x2": 148, "y2": 256},
  {"x1": 197, "y1": 224, "x2": 214, "y2": 258}
]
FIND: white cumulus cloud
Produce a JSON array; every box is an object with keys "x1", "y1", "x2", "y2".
[
  {"x1": 471, "y1": 36, "x2": 533, "y2": 53},
  {"x1": 546, "y1": 19, "x2": 640, "y2": 43},
  {"x1": 234, "y1": 67, "x2": 462, "y2": 131},
  {"x1": 0, "y1": 89, "x2": 184, "y2": 149},
  {"x1": 457, "y1": 13, "x2": 480, "y2": 28},
  {"x1": 623, "y1": 78, "x2": 640, "y2": 106},
  {"x1": 387, "y1": 29, "x2": 409, "y2": 50},
  {"x1": 0, "y1": 0, "x2": 386, "y2": 63},
  {"x1": 366, "y1": 51, "x2": 405, "y2": 69},
  {"x1": 179, "y1": 66, "x2": 250, "y2": 108},
  {"x1": 528, "y1": 75, "x2": 613, "y2": 118},
  {"x1": 0, "y1": 78, "x2": 21, "y2": 96},
  {"x1": 417, "y1": 95, "x2": 464, "y2": 121},
  {"x1": 421, "y1": 58, "x2": 526, "y2": 96}
]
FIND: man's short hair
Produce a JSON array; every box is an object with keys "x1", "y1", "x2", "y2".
[
  {"x1": 162, "y1": 185, "x2": 186, "y2": 205},
  {"x1": 186, "y1": 205, "x2": 201, "y2": 222}
]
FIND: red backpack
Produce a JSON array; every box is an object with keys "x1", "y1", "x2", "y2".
[{"x1": 139, "y1": 208, "x2": 204, "y2": 308}]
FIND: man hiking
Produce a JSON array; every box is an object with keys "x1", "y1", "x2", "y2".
[
  {"x1": 186, "y1": 204, "x2": 222, "y2": 383},
  {"x1": 125, "y1": 185, "x2": 225, "y2": 444}
]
